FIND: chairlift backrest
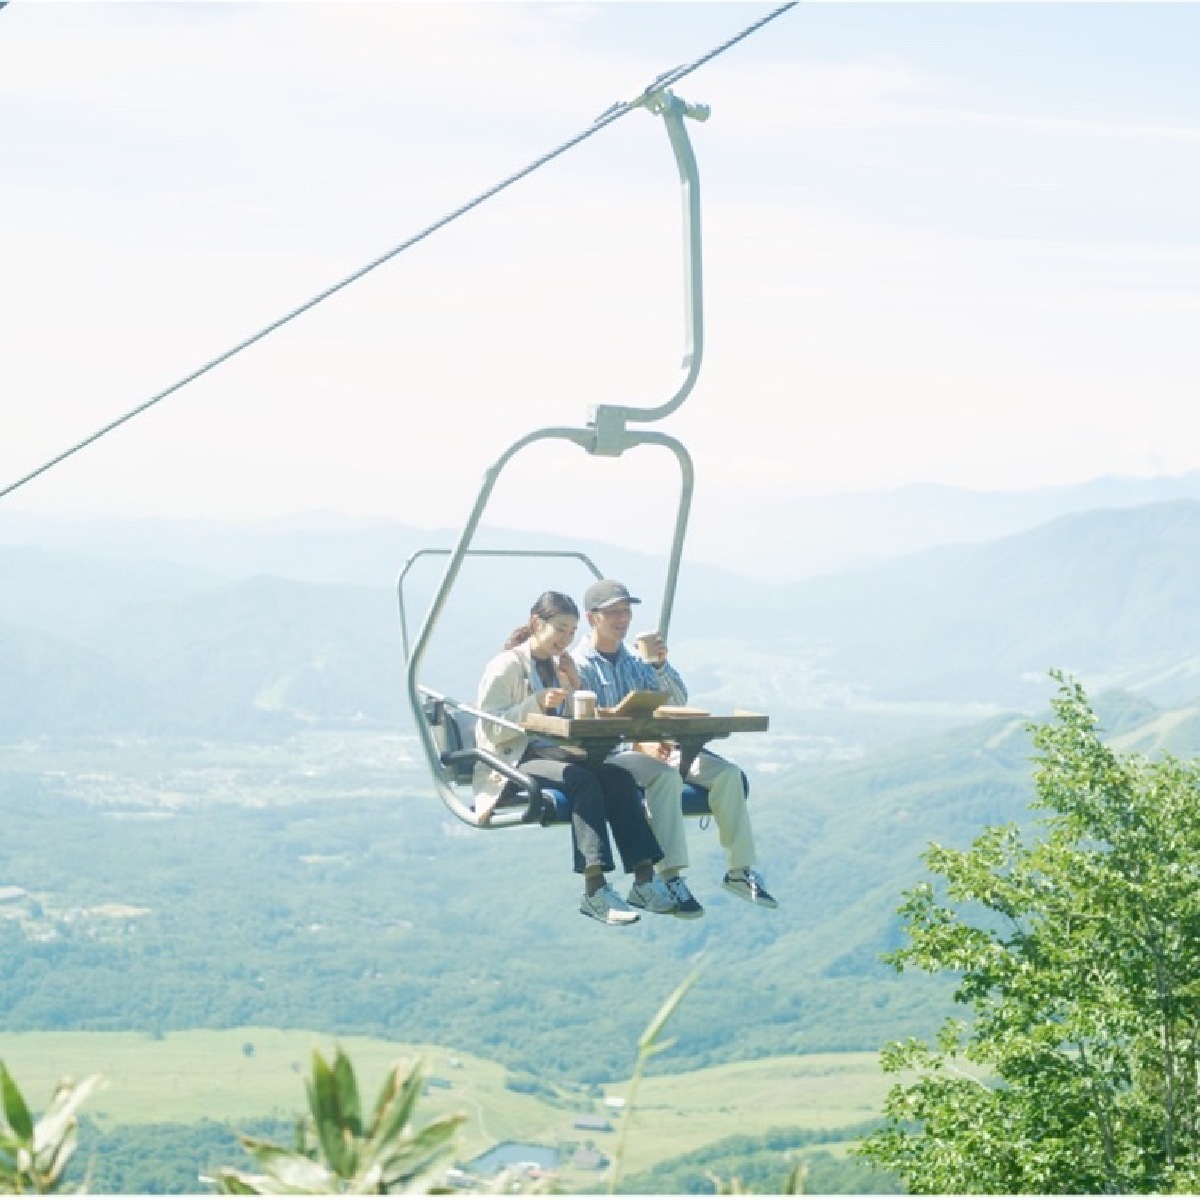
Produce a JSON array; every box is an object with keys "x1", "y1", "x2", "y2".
[{"x1": 424, "y1": 696, "x2": 479, "y2": 789}]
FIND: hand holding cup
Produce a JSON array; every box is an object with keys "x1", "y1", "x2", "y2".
[{"x1": 634, "y1": 631, "x2": 667, "y2": 666}]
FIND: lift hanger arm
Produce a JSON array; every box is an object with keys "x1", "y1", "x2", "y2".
[{"x1": 589, "y1": 90, "x2": 707, "y2": 456}]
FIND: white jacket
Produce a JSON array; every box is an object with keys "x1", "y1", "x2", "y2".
[{"x1": 472, "y1": 642, "x2": 560, "y2": 809}]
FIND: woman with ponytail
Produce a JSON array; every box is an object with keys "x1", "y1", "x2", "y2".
[{"x1": 474, "y1": 591, "x2": 677, "y2": 926}]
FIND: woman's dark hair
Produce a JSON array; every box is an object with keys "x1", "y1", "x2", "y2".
[{"x1": 504, "y1": 591, "x2": 579, "y2": 650}]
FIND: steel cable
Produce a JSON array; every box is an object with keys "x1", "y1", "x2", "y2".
[{"x1": 0, "y1": 2, "x2": 797, "y2": 503}]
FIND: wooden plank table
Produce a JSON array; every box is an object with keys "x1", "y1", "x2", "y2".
[{"x1": 520, "y1": 710, "x2": 769, "y2": 775}]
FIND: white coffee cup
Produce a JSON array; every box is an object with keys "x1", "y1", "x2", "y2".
[{"x1": 573, "y1": 690, "x2": 597, "y2": 720}]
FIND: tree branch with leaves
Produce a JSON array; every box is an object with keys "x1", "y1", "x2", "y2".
[{"x1": 858, "y1": 672, "x2": 1200, "y2": 1193}]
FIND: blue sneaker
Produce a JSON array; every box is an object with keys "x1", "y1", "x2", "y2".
[
  {"x1": 664, "y1": 875, "x2": 704, "y2": 919},
  {"x1": 723, "y1": 869, "x2": 778, "y2": 909}
]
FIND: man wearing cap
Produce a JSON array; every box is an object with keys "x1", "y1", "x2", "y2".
[{"x1": 572, "y1": 579, "x2": 777, "y2": 915}]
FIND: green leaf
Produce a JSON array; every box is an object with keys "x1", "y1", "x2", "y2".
[
  {"x1": 0, "y1": 1063, "x2": 33, "y2": 1143},
  {"x1": 304, "y1": 1050, "x2": 333, "y2": 1127},
  {"x1": 248, "y1": 1144, "x2": 340, "y2": 1193},
  {"x1": 373, "y1": 1115, "x2": 465, "y2": 1188},
  {"x1": 331, "y1": 1049, "x2": 362, "y2": 1138},
  {"x1": 30, "y1": 1074, "x2": 101, "y2": 1165},
  {"x1": 368, "y1": 1068, "x2": 401, "y2": 1130},
  {"x1": 213, "y1": 1170, "x2": 262, "y2": 1195},
  {"x1": 235, "y1": 1136, "x2": 341, "y2": 1193},
  {"x1": 306, "y1": 1050, "x2": 352, "y2": 1178},
  {"x1": 638, "y1": 962, "x2": 703, "y2": 1055},
  {"x1": 41, "y1": 1121, "x2": 78, "y2": 1188},
  {"x1": 368, "y1": 1063, "x2": 424, "y2": 1152}
]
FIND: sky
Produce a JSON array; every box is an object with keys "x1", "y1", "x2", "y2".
[{"x1": 2, "y1": 1, "x2": 1199, "y2": 564}]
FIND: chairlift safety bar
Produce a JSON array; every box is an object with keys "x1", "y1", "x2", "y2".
[{"x1": 416, "y1": 685, "x2": 525, "y2": 737}]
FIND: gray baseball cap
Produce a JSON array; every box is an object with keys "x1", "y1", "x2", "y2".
[{"x1": 583, "y1": 579, "x2": 641, "y2": 612}]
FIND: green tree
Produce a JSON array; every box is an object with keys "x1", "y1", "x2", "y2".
[{"x1": 858, "y1": 673, "x2": 1200, "y2": 1192}]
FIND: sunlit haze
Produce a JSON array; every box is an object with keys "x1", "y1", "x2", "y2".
[{"x1": 2, "y1": 2, "x2": 1198, "y2": 563}]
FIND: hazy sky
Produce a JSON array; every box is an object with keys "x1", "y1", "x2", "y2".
[{"x1": 2, "y1": 2, "x2": 1198, "y2": 560}]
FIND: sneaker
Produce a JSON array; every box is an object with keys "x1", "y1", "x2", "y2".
[
  {"x1": 626, "y1": 877, "x2": 677, "y2": 915},
  {"x1": 580, "y1": 884, "x2": 640, "y2": 926},
  {"x1": 664, "y1": 875, "x2": 704, "y2": 919},
  {"x1": 722, "y1": 868, "x2": 778, "y2": 909}
]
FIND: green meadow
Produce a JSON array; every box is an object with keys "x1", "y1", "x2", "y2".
[
  {"x1": 600, "y1": 1052, "x2": 893, "y2": 1178},
  {"x1": 0, "y1": 1029, "x2": 892, "y2": 1182}
]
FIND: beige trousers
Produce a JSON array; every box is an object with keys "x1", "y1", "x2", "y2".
[{"x1": 607, "y1": 747, "x2": 757, "y2": 876}]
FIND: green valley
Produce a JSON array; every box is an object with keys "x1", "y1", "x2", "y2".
[{"x1": 0, "y1": 1029, "x2": 899, "y2": 1191}]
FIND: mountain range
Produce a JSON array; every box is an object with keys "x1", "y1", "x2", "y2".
[
  {"x1": 5, "y1": 495, "x2": 1200, "y2": 740},
  {"x1": 740, "y1": 470, "x2": 1200, "y2": 579},
  {"x1": 8, "y1": 469, "x2": 1200, "y2": 585}
]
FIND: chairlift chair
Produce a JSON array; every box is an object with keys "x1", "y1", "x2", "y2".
[
  {"x1": 400, "y1": 90, "x2": 724, "y2": 830},
  {"x1": 397, "y1": 547, "x2": 722, "y2": 827}
]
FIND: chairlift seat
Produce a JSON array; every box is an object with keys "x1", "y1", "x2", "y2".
[
  {"x1": 422, "y1": 695, "x2": 722, "y2": 823},
  {"x1": 515, "y1": 783, "x2": 718, "y2": 823},
  {"x1": 425, "y1": 696, "x2": 566, "y2": 823}
]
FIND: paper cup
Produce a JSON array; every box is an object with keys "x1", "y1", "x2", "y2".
[
  {"x1": 573, "y1": 690, "x2": 597, "y2": 719},
  {"x1": 634, "y1": 632, "x2": 659, "y2": 662}
]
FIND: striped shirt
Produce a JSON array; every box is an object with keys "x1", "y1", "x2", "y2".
[{"x1": 572, "y1": 635, "x2": 688, "y2": 708}]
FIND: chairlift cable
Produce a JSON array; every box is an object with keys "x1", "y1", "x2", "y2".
[{"x1": 0, "y1": 2, "x2": 797, "y2": 505}]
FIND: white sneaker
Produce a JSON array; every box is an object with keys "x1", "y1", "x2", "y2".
[
  {"x1": 627, "y1": 877, "x2": 676, "y2": 915},
  {"x1": 580, "y1": 884, "x2": 640, "y2": 925},
  {"x1": 722, "y1": 868, "x2": 778, "y2": 909}
]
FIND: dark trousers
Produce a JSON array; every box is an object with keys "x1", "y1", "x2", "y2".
[{"x1": 519, "y1": 759, "x2": 663, "y2": 875}]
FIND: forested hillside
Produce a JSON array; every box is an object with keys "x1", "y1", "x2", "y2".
[
  {"x1": 7, "y1": 689, "x2": 1200, "y2": 1082},
  {"x1": 0, "y1": 731, "x2": 956, "y2": 1078}
]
